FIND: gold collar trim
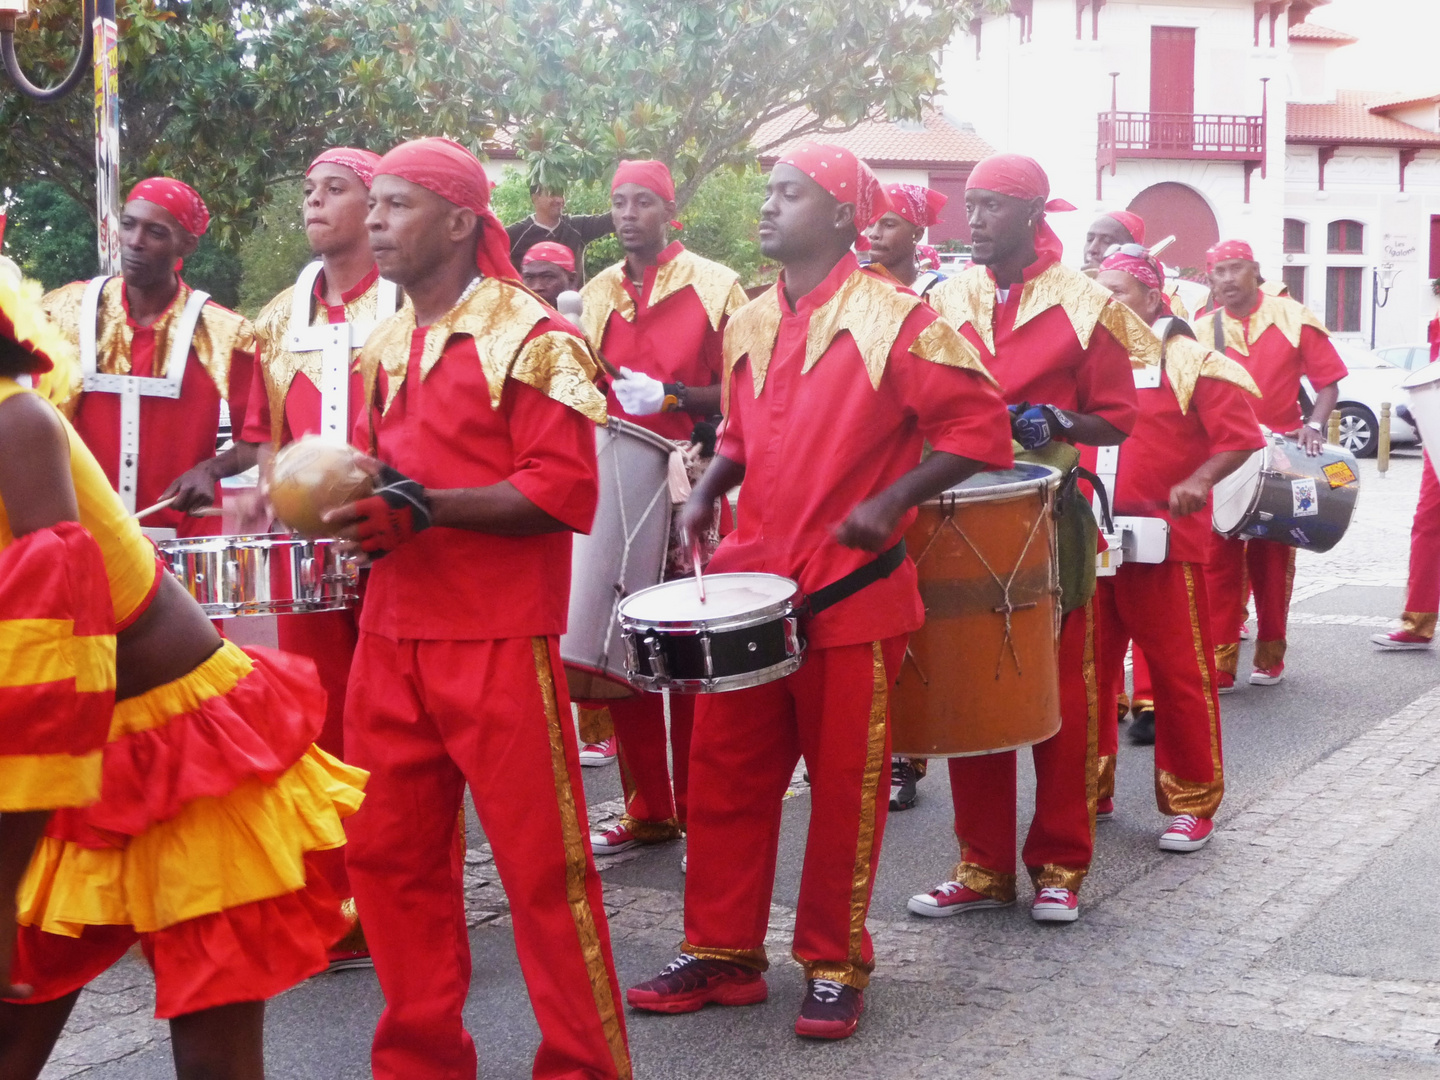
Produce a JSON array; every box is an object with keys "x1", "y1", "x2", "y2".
[
  {"x1": 1196, "y1": 292, "x2": 1328, "y2": 358},
  {"x1": 580, "y1": 249, "x2": 747, "y2": 349}
]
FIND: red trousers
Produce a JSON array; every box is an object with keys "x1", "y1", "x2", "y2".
[
  {"x1": 682, "y1": 637, "x2": 905, "y2": 990},
  {"x1": 344, "y1": 633, "x2": 631, "y2": 1080},
  {"x1": 947, "y1": 600, "x2": 1099, "y2": 899},
  {"x1": 278, "y1": 607, "x2": 359, "y2": 904},
  {"x1": 1403, "y1": 450, "x2": 1440, "y2": 639},
  {"x1": 1207, "y1": 533, "x2": 1295, "y2": 674},
  {"x1": 1095, "y1": 564, "x2": 1225, "y2": 817},
  {"x1": 609, "y1": 691, "x2": 693, "y2": 836}
]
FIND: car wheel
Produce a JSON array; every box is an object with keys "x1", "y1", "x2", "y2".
[{"x1": 1337, "y1": 405, "x2": 1377, "y2": 457}]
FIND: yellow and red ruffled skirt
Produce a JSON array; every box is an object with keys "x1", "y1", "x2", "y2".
[{"x1": 7, "y1": 641, "x2": 367, "y2": 1018}]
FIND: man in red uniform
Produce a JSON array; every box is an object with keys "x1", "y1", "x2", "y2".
[
  {"x1": 580, "y1": 159, "x2": 749, "y2": 858},
  {"x1": 520, "y1": 241, "x2": 579, "y2": 308},
  {"x1": 865, "y1": 183, "x2": 948, "y2": 299},
  {"x1": 1194, "y1": 240, "x2": 1347, "y2": 689},
  {"x1": 231, "y1": 146, "x2": 395, "y2": 969},
  {"x1": 41, "y1": 178, "x2": 254, "y2": 535},
  {"x1": 1092, "y1": 248, "x2": 1264, "y2": 849},
  {"x1": 913, "y1": 154, "x2": 1148, "y2": 924},
  {"x1": 625, "y1": 143, "x2": 1013, "y2": 1040},
  {"x1": 325, "y1": 137, "x2": 630, "y2": 1080}
]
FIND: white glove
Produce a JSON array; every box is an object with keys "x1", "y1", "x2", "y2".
[{"x1": 612, "y1": 367, "x2": 666, "y2": 416}]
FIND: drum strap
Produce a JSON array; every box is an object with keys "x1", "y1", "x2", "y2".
[
  {"x1": 800, "y1": 538, "x2": 907, "y2": 619},
  {"x1": 1213, "y1": 306, "x2": 1226, "y2": 353}
]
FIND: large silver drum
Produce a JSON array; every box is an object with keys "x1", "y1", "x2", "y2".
[
  {"x1": 560, "y1": 418, "x2": 675, "y2": 701},
  {"x1": 158, "y1": 534, "x2": 358, "y2": 617},
  {"x1": 1210, "y1": 432, "x2": 1360, "y2": 553}
]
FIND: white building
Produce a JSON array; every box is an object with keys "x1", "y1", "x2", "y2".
[{"x1": 940, "y1": 0, "x2": 1440, "y2": 349}]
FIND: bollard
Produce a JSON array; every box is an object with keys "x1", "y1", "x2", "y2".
[
  {"x1": 1327, "y1": 411, "x2": 1341, "y2": 446},
  {"x1": 1378, "y1": 401, "x2": 1391, "y2": 476}
]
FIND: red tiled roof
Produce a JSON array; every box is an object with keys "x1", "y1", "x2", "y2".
[
  {"x1": 754, "y1": 108, "x2": 993, "y2": 168},
  {"x1": 1288, "y1": 21, "x2": 1357, "y2": 44},
  {"x1": 1288, "y1": 97, "x2": 1440, "y2": 146},
  {"x1": 1370, "y1": 92, "x2": 1440, "y2": 114}
]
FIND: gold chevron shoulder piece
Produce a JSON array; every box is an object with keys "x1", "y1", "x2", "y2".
[
  {"x1": 1161, "y1": 335, "x2": 1260, "y2": 415},
  {"x1": 358, "y1": 309, "x2": 418, "y2": 416},
  {"x1": 927, "y1": 267, "x2": 996, "y2": 354},
  {"x1": 1164, "y1": 284, "x2": 1191, "y2": 322},
  {"x1": 647, "y1": 249, "x2": 746, "y2": 331},
  {"x1": 907, "y1": 317, "x2": 999, "y2": 388},
  {"x1": 802, "y1": 269, "x2": 921, "y2": 389},
  {"x1": 252, "y1": 287, "x2": 303, "y2": 446},
  {"x1": 38, "y1": 282, "x2": 90, "y2": 416},
  {"x1": 1014, "y1": 262, "x2": 1111, "y2": 350},
  {"x1": 578, "y1": 264, "x2": 635, "y2": 349},
  {"x1": 511, "y1": 330, "x2": 609, "y2": 425},
  {"x1": 722, "y1": 290, "x2": 783, "y2": 410},
  {"x1": 1096, "y1": 302, "x2": 1162, "y2": 368},
  {"x1": 191, "y1": 300, "x2": 254, "y2": 399}
]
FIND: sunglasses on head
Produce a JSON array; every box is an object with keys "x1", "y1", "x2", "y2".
[{"x1": 1105, "y1": 242, "x2": 1152, "y2": 259}]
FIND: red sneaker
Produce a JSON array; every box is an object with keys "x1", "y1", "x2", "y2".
[
  {"x1": 1095, "y1": 797, "x2": 1115, "y2": 821},
  {"x1": 1249, "y1": 662, "x2": 1285, "y2": 686},
  {"x1": 578, "y1": 736, "x2": 618, "y2": 767},
  {"x1": 1159, "y1": 814, "x2": 1215, "y2": 852},
  {"x1": 1371, "y1": 629, "x2": 1433, "y2": 651},
  {"x1": 590, "y1": 822, "x2": 644, "y2": 855},
  {"x1": 906, "y1": 881, "x2": 1013, "y2": 918},
  {"x1": 325, "y1": 948, "x2": 373, "y2": 973},
  {"x1": 1216, "y1": 671, "x2": 1236, "y2": 695},
  {"x1": 1031, "y1": 887, "x2": 1079, "y2": 923},
  {"x1": 626, "y1": 954, "x2": 768, "y2": 1013},
  {"x1": 794, "y1": 979, "x2": 863, "y2": 1040}
]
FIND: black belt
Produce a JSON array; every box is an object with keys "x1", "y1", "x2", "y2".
[{"x1": 800, "y1": 539, "x2": 907, "y2": 619}]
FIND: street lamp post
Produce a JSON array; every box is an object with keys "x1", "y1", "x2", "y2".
[
  {"x1": 0, "y1": 0, "x2": 122, "y2": 274},
  {"x1": 1371, "y1": 263, "x2": 1399, "y2": 350}
]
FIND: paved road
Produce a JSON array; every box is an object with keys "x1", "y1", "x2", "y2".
[{"x1": 36, "y1": 451, "x2": 1440, "y2": 1080}]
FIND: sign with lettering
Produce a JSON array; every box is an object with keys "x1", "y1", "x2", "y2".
[{"x1": 1384, "y1": 234, "x2": 1418, "y2": 261}]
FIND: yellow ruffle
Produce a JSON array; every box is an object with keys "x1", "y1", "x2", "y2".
[
  {"x1": 110, "y1": 640, "x2": 252, "y2": 741},
  {"x1": 0, "y1": 751, "x2": 101, "y2": 812},
  {"x1": 17, "y1": 745, "x2": 366, "y2": 936}
]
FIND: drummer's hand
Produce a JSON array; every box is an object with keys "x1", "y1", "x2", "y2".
[
  {"x1": 162, "y1": 461, "x2": 220, "y2": 514},
  {"x1": 1168, "y1": 477, "x2": 1211, "y2": 517},
  {"x1": 1293, "y1": 423, "x2": 1324, "y2": 457},
  {"x1": 612, "y1": 368, "x2": 666, "y2": 416},
  {"x1": 677, "y1": 491, "x2": 717, "y2": 550},
  {"x1": 323, "y1": 462, "x2": 431, "y2": 558},
  {"x1": 834, "y1": 493, "x2": 901, "y2": 552}
]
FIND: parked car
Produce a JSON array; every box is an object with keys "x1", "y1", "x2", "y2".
[{"x1": 1305, "y1": 343, "x2": 1421, "y2": 458}]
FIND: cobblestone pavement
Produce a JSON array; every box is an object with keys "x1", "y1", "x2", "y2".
[{"x1": 35, "y1": 452, "x2": 1440, "y2": 1079}]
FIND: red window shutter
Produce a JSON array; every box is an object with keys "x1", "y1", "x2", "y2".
[
  {"x1": 1150, "y1": 27, "x2": 1196, "y2": 116},
  {"x1": 1429, "y1": 215, "x2": 1440, "y2": 279}
]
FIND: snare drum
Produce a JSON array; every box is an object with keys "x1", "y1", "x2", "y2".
[
  {"x1": 1210, "y1": 432, "x2": 1359, "y2": 553},
  {"x1": 890, "y1": 464, "x2": 1063, "y2": 758},
  {"x1": 158, "y1": 534, "x2": 358, "y2": 617},
  {"x1": 617, "y1": 573, "x2": 804, "y2": 693},
  {"x1": 560, "y1": 418, "x2": 674, "y2": 700}
]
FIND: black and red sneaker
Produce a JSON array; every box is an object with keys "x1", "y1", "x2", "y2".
[
  {"x1": 626, "y1": 954, "x2": 768, "y2": 1014},
  {"x1": 794, "y1": 979, "x2": 864, "y2": 1040}
]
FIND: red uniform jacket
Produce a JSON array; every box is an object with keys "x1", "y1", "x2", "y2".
[
  {"x1": 580, "y1": 242, "x2": 749, "y2": 441},
  {"x1": 716, "y1": 253, "x2": 1013, "y2": 650},
  {"x1": 353, "y1": 278, "x2": 607, "y2": 642},
  {"x1": 1192, "y1": 293, "x2": 1347, "y2": 433}
]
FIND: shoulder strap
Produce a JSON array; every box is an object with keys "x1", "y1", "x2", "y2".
[
  {"x1": 1213, "y1": 306, "x2": 1226, "y2": 353},
  {"x1": 289, "y1": 261, "x2": 325, "y2": 334},
  {"x1": 376, "y1": 277, "x2": 400, "y2": 320},
  {"x1": 79, "y1": 275, "x2": 112, "y2": 375},
  {"x1": 164, "y1": 288, "x2": 210, "y2": 389}
]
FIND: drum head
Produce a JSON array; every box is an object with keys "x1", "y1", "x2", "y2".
[
  {"x1": 603, "y1": 415, "x2": 680, "y2": 455},
  {"x1": 619, "y1": 572, "x2": 797, "y2": 626},
  {"x1": 1211, "y1": 447, "x2": 1264, "y2": 533},
  {"x1": 938, "y1": 463, "x2": 1061, "y2": 504}
]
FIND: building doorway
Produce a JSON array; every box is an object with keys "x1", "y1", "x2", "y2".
[{"x1": 1127, "y1": 182, "x2": 1219, "y2": 277}]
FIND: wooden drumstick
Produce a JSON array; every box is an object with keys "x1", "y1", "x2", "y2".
[
  {"x1": 691, "y1": 535, "x2": 706, "y2": 604},
  {"x1": 133, "y1": 496, "x2": 177, "y2": 520}
]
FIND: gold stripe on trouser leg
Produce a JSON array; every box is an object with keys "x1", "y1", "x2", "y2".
[
  {"x1": 532, "y1": 639, "x2": 632, "y2": 1080},
  {"x1": 797, "y1": 641, "x2": 888, "y2": 991},
  {"x1": 951, "y1": 853, "x2": 1017, "y2": 903},
  {"x1": 1032, "y1": 599, "x2": 1097, "y2": 895},
  {"x1": 1156, "y1": 565, "x2": 1224, "y2": 818},
  {"x1": 1402, "y1": 612, "x2": 1438, "y2": 639},
  {"x1": 577, "y1": 705, "x2": 614, "y2": 746},
  {"x1": 1213, "y1": 641, "x2": 1239, "y2": 677},
  {"x1": 679, "y1": 940, "x2": 770, "y2": 970},
  {"x1": 617, "y1": 814, "x2": 682, "y2": 842},
  {"x1": 1097, "y1": 754, "x2": 1115, "y2": 801}
]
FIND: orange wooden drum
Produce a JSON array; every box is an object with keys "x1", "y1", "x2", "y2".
[{"x1": 890, "y1": 463, "x2": 1063, "y2": 757}]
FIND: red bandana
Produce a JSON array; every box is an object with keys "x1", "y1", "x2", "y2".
[
  {"x1": 776, "y1": 142, "x2": 890, "y2": 250},
  {"x1": 308, "y1": 147, "x2": 382, "y2": 188},
  {"x1": 884, "y1": 183, "x2": 947, "y2": 228},
  {"x1": 1100, "y1": 249, "x2": 1163, "y2": 291},
  {"x1": 375, "y1": 137, "x2": 519, "y2": 283},
  {"x1": 1106, "y1": 210, "x2": 1146, "y2": 245},
  {"x1": 965, "y1": 153, "x2": 1076, "y2": 262},
  {"x1": 916, "y1": 244, "x2": 942, "y2": 271},
  {"x1": 128, "y1": 177, "x2": 210, "y2": 237},
  {"x1": 611, "y1": 160, "x2": 682, "y2": 229},
  {"x1": 1206, "y1": 239, "x2": 1255, "y2": 271},
  {"x1": 523, "y1": 241, "x2": 576, "y2": 273}
]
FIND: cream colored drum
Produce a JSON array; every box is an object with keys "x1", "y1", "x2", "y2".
[{"x1": 158, "y1": 534, "x2": 358, "y2": 617}]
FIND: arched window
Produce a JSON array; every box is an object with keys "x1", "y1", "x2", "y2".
[
  {"x1": 1283, "y1": 219, "x2": 1307, "y2": 254},
  {"x1": 1327, "y1": 220, "x2": 1364, "y2": 254}
]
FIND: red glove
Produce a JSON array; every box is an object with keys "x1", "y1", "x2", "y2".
[{"x1": 352, "y1": 465, "x2": 432, "y2": 556}]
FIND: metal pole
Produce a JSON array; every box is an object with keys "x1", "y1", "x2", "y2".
[
  {"x1": 92, "y1": 0, "x2": 120, "y2": 274},
  {"x1": 1378, "y1": 402, "x2": 1391, "y2": 476},
  {"x1": 1370, "y1": 267, "x2": 1378, "y2": 350}
]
